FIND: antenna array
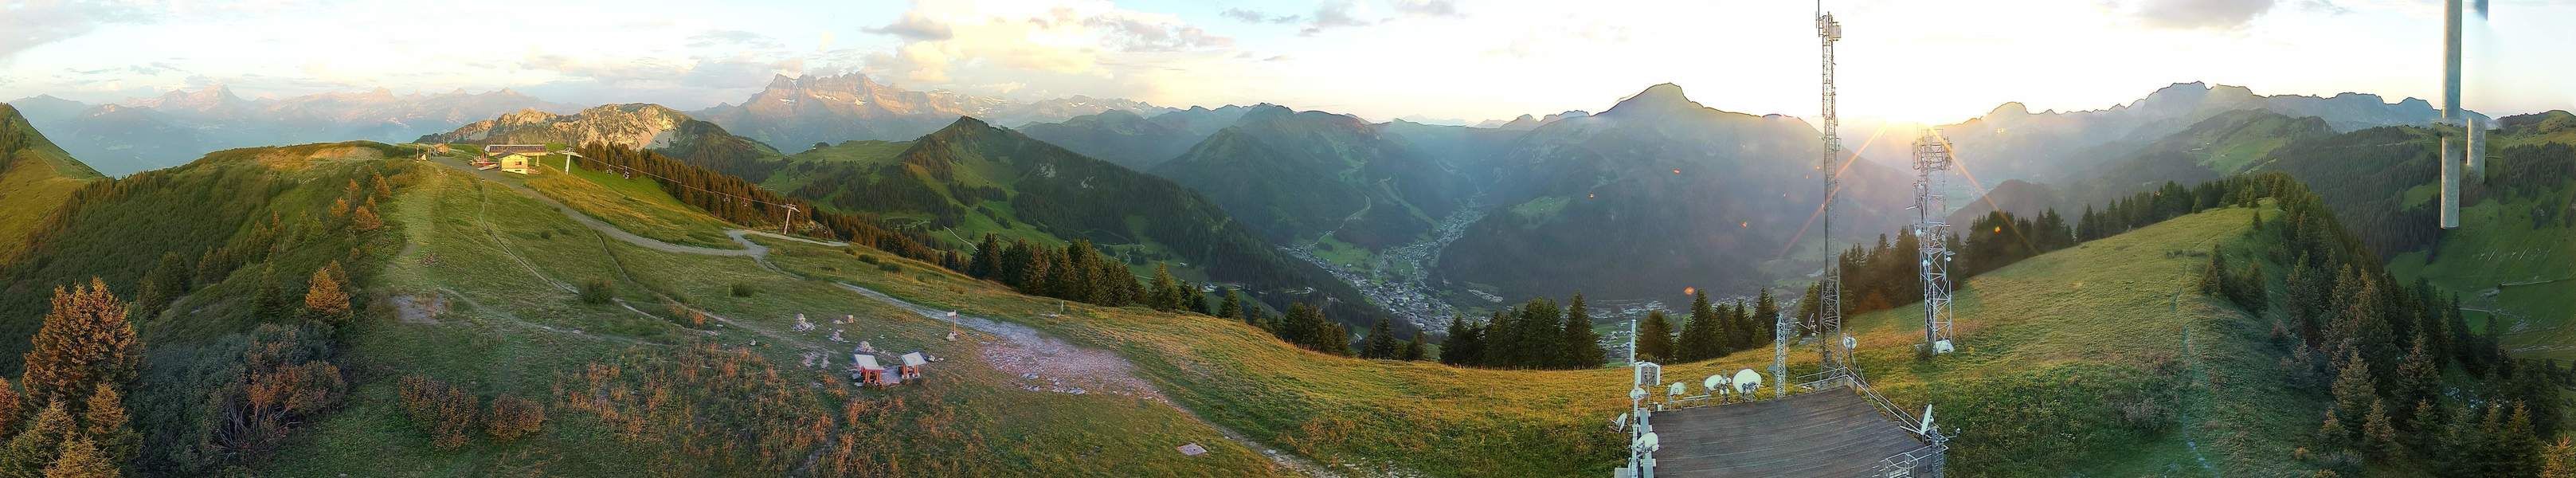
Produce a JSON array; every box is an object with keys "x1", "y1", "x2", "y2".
[{"x1": 1912, "y1": 132, "x2": 1957, "y2": 353}]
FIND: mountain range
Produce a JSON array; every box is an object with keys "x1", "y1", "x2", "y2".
[
  {"x1": 690, "y1": 72, "x2": 1174, "y2": 154},
  {"x1": 9, "y1": 87, "x2": 577, "y2": 175}
]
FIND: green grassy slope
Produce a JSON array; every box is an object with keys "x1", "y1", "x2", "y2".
[
  {"x1": 0, "y1": 103, "x2": 106, "y2": 263},
  {"x1": 1686, "y1": 205, "x2": 2308, "y2": 476},
  {"x1": 2388, "y1": 111, "x2": 2576, "y2": 362},
  {"x1": 251, "y1": 166, "x2": 1289, "y2": 476}
]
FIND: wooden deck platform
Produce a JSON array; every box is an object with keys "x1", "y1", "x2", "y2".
[{"x1": 1648, "y1": 389, "x2": 1930, "y2": 476}]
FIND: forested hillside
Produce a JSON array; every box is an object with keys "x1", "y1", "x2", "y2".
[{"x1": 0, "y1": 104, "x2": 106, "y2": 263}]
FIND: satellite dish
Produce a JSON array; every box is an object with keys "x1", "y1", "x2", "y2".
[
  {"x1": 1842, "y1": 335, "x2": 1858, "y2": 351},
  {"x1": 1919, "y1": 405, "x2": 1937, "y2": 435},
  {"x1": 1613, "y1": 413, "x2": 1630, "y2": 431},
  {"x1": 1636, "y1": 432, "x2": 1660, "y2": 452},
  {"x1": 1667, "y1": 382, "x2": 1688, "y2": 398},
  {"x1": 1732, "y1": 369, "x2": 1763, "y2": 394},
  {"x1": 1630, "y1": 387, "x2": 1647, "y2": 402},
  {"x1": 1702, "y1": 374, "x2": 1726, "y2": 391}
]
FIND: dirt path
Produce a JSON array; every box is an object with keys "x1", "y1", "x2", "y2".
[{"x1": 437, "y1": 163, "x2": 1337, "y2": 476}]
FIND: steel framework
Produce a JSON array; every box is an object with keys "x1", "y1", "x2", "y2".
[
  {"x1": 1911, "y1": 131, "x2": 1957, "y2": 352},
  {"x1": 1799, "y1": 7, "x2": 1853, "y2": 390}
]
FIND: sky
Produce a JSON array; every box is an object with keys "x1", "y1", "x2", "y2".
[{"x1": 0, "y1": 0, "x2": 2570, "y2": 125}]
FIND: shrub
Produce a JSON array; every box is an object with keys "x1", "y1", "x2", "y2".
[
  {"x1": 398, "y1": 375, "x2": 480, "y2": 450},
  {"x1": 857, "y1": 254, "x2": 880, "y2": 264},
  {"x1": 579, "y1": 278, "x2": 613, "y2": 305},
  {"x1": 730, "y1": 283, "x2": 758, "y2": 297},
  {"x1": 485, "y1": 396, "x2": 546, "y2": 442},
  {"x1": 877, "y1": 262, "x2": 902, "y2": 273}
]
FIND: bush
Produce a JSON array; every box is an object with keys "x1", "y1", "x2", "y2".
[
  {"x1": 857, "y1": 254, "x2": 880, "y2": 264},
  {"x1": 485, "y1": 396, "x2": 546, "y2": 442},
  {"x1": 579, "y1": 278, "x2": 613, "y2": 305},
  {"x1": 729, "y1": 283, "x2": 758, "y2": 297},
  {"x1": 397, "y1": 375, "x2": 480, "y2": 451},
  {"x1": 877, "y1": 262, "x2": 902, "y2": 273}
]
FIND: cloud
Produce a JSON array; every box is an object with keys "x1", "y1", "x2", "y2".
[
  {"x1": 1391, "y1": 0, "x2": 1464, "y2": 18},
  {"x1": 1086, "y1": 13, "x2": 1234, "y2": 52},
  {"x1": 1220, "y1": 7, "x2": 1302, "y2": 24},
  {"x1": 0, "y1": 2, "x2": 162, "y2": 61},
  {"x1": 1301, "y1": 2, "x2": 1376, "y2": 36},
  {"x1": 2116, "y1": 0, "x2": 2279, "y2": 29},
  {"x1": 686, "y1": 30, "x2": 783, "y2": 49},
  {"x1": 866, "y1": 12, "x2": 955, "y2": 41}
]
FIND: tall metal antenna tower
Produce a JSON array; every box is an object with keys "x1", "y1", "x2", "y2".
[
  {"x1": 1805, "y1": 4, "x2": 1851, "y2": 389},
  {"x1": 1912, "y1": 131, "x2": 1957, "y2": 353}
]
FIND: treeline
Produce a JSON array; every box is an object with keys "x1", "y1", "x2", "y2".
[
  {"x1": 961, "y1": 234, "x2": 1386, "y2": 357},
  {"x1": 1634, "y1": 290, "x2": 1782, "y2": 363},
  {"x1": 570, "y1": 143, "x2": 955, "y2": 268},
  {"x1": 2470, "y1": 143, "x2": 2575, "y2": 229},
  {"x1": 2177, "y1": 173, "x2": 2567, "y2": 476},
  {"x1": 1435, "y1": 295, "x2": 1605, "y2": 370}
]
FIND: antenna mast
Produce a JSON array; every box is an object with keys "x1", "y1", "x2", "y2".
[
  {"x1": 1912, "y1": 131, "x2": 1957, "y2": 353},
  {"x1": 1805, "y1": 4, "x2": 1852, "y2": 389}
]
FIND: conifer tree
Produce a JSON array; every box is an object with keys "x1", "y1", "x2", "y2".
[
  {"x1": 1440, "y1": 315, "x2": 1482, "y2": 366},
  {"x1": 1729, "y1": 299, "x2": 1756, "y2": 351},
  {"x1": 76, "y1": 385, "x2": 134, "y2": 469},
  {"x1": 1362, "y1": 319, "x2": 1398, "y2": 359},
  {"x1": 131, "y1": 253, "x2": 190, "y2": 321},
  {"x1": 1676, "y1": 292, "x2": 1721, "y2": 362},
  {"x1": 2363, "y1": 399, "x2": 2401, "y2": 459},
  {"x1": 2542, "y1": 436, "x2": 2573, "y2": 478},
  {"x1": 1148, "y1": 264, "x2": 1181, "y2": 311},
  {"x1": 38, "y1": 437, "x2": 110, "y2": 478},
  {"x1": 1399, "y1": 331, "x2": 1427, "y2": 361},
  {"x1": 0, "y1": 379, "x2": 18, "y2": 436},
  {"x1": 1561, "y1": 294, "x2": 1604, "y2": 368},
  {"x1": 22, "y1": 280, "x2": 140, "y2": 411},
  {"x1": 352, "y1": 206, "x2": 384, "y2": 232},
  {"x1": 2330, "y1": 350, "x2": 2374, "y2": 436},
  {"x1": 0, "y1": 403, "x2": 72, "y2": 478},
  {"x1": 1753, "y1": 288, "x2": 1779, "y2": 344},
  {"x1": 967, "y1": 234, "x2": 1004, "y2": 280},
  {"x1": 303, "y1": 262, "x2": 352, "y2": 326},
  {"x1": 1636, "y1": 310, "x2": 1675, "y2": 362},
  {"x1": 1217, "y1": 288, "x2": 1244, "y2": 323}
]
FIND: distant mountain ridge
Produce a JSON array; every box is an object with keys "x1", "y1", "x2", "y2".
[
  {"x1": 9, "y1": 86, "x2": 575, "y2": 176},
  {"x1": 1920, "y1": 81, "x2": 2479, "y2": 188},
  {"x1": 691, "y1": 72, "x2": 1174, "y2": 154}
]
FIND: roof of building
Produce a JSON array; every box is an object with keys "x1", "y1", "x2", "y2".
[
  {"x1": 851, "y1": 355, "x2": 884, "y2": 370},
  {"x1": 1646, "y1": 388, "x2": 1932, "y2": 476},
  {"x1": 486, "y1": 144, "x2": 550, "y2": 156}
]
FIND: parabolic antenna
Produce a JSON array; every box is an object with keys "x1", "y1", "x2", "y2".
[
  {"x1": 1636, "y1": 432, "x2": 1660, "y2": 452},
  {"x1": 1613, "y1": 413, "x2": 1630, "y2": 431},
  {"x1": 1842, "y1": 335, "x2": 1858, "y2": 351},
  {"x1": 1703, "y1": 374, "x2": 1726, "y2": 391},
  {"x1": 1732, "y1": 369, "x2": 1763, "y2": 394},
  {"x1": 1667, "y1": 382, "x2": 1688, "y2": 398}
]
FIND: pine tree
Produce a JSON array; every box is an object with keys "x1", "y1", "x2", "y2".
[
  {"x1": 1562, "y1": 294, "x2": 1604, "y2": 368},
  {"x1": 1217, "y1": 288, "x2": 1244, "y2": 323},
  {"x1": 1675, "y1": 292, "x2": 1721, "y2": 362},
  {"x1": 967, "y1": 234, "x2": 1004, "y2": 280},
  {"x1": 304, "y1": 261, "x2": 352, "y2": 326},
  {"x1": 1753, "y1": 288, "x2": 1779, "y2": 345},
  {"x1": 2329, "y1": 350, "x2": 2374, "y2": 433},
  {"x1": 2395, "y1": 335, "x2": 2441, "y2": 425},
  {"x1": 0, "y1": 379, "x2": 18, "y2": 437},
  {"x1": 76, "y1": 385, "x2": 134, "y2": 469},
  {"x1": 2362, "y1": 399, "x2": 2401, "y2": 460},
  {"x1": 0, "y1": 403, "x2": 72, "y2": 478},
  {"x1": 130, "y1": 253, "x2": 190, "y2": 321},
  {"x1": 38, "y1": 437, "x2": 111, "y2": 478},
  {"x1": 22, "y1": 279, "x2": 140, "y2": 411},
  {"x1": 1148, "y1": 264, "x2": 1181, "y2": 311},
  {"x1": 1636, "y1": 310, "x2": 1675, "y2": 362},
  {"x1": 1399, "y1": 331, "x2": 1427, "y2": 361},
  {"x1": 1728, "y1": 299, "x2": 1756, "y2": 351},
  {"x1": 1361, "y1": 319, "x2": 1398, "y2": 359},
  {"x1": 2542, "y1": 436, "x2": 2573, "y2": 478},
  {"x1": 1440, "y1": 315, "x2": 1482, "y2": 366},
  {"x1": 351, "y1": 206, "x2": 384, "y2": 232}
]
